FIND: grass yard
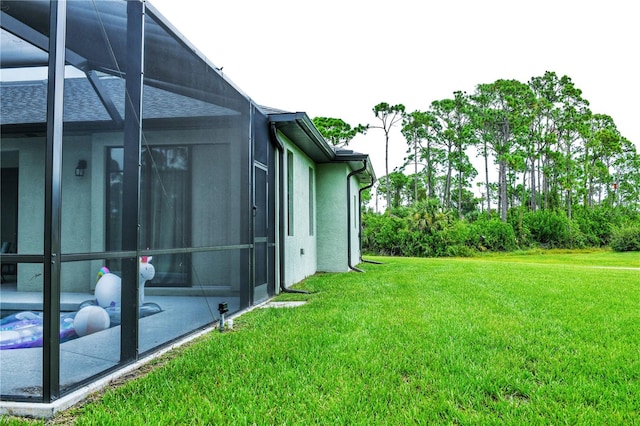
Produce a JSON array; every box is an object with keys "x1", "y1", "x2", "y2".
[{"x1": 4, "y1": 250, "x2": 639, "y2": 425}]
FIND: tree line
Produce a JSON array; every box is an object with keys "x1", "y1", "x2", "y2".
[{"x1": 313, "y1": 71, "x2": 640, "y2": 254}]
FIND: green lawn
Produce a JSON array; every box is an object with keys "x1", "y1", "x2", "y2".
[
  {"x1": 4, "y1": 251, "x2": 639, "y2": 425},
  {"x1": 476, "y1": 247, "x2": 640, "y2": 268}
]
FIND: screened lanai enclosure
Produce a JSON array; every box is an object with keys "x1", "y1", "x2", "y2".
[{"x1": 1, "y1": 0, "x2": 277, "y2": 402}]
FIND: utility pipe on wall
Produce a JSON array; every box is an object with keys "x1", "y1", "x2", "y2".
[
  {"x1": 359, "y1": 175, "x2": 382, "y2": 265},
  {"x1": 347, "y1": 160, "x2": 368, "y2": 272}
]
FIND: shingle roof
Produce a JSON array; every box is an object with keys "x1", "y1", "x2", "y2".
[{"x1": 0, "y1": 76, "x2": 239, "y2": 126}]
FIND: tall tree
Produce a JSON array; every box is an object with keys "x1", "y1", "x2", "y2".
[
  {"x1": 450, "y1": 91, "x2": 475, "y2": 218},
  {"x1": 375, "y1": 171, "x2": 411, "y2": 210},
  {"x1": 312, "y1": 117, "x2": 367, "y2": 148},
  {"x1": 553, "y1": 76, "x2": 591, "y2": 219},
  {"x1": 401, "y1": 110, "x2": 440, "y2": 202},
  {"x1": 583, "y1": 114, "x2": 622, "y2": 206},
  {"x1": 432, "y1": 92, "x2": 477, "y2": 217},
  {"x1": 613, "y1": 139, "x2": 640, "y2": 208},
  {"x1": 371, "y1": 102, "x2": 406, "y2": 213},
  {"x1": 468, "y1": 88, "x2": 495, "y2": 217},
  {"x1": 470, "y1": 79, "x2": 535, "y2": 221},
  {"x1": 528, "y1": 71, "x2": 562, "y2": 211}
]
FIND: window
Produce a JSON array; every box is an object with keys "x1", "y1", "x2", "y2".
[
  {"x1": 107, "y1": 146, "x2": 191, "y2": 286},
  {"x1": 309, "y1": 167, "x2": 314, "y2": 236},
  {"x1": 287, "y1": 150, "x2": 294, "y2": 236},
  {"x1": 140, "y1": 146, "x2": 190, "y2": 286}
]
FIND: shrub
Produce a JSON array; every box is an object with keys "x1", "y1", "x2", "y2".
[
  {"x1": 402, "y1": 230, "x2": 433, "y2": 257},
  {"x1": 469, "y1": 219, "x2": 517, "y2": 251},
  {"x1": 572, "y1": 205, "x2": 617, "y2": 246},
  {"x1": 506, "y1": 208, "x2": 533, "y2": 248},
  {"x1": 362, "y1": 213, "x2": 407, "y2": 256},
  {"x1": 362, "y1": 204, "x2": 637, "y2": 256},
  {"x1": 610, "y1": 225, "x2": 640, "y2": 252},
  {"x1": 523, "y1": 210, "x2": 586, "y2": 248},
  {"x1": 434, "y1": 220, "x2": 472, "y2": 256}
]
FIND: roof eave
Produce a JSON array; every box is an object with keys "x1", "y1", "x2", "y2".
[
  {"x1": 265, "y1": 109, "x2": 376, "y2": 183},
  {"x1": 268, "y1": 111, "x2": 335, "y2": 162}
]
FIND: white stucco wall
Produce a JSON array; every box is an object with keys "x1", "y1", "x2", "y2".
[
  {"x1": 316, "y1": 164, "x2": 347, "y2": 272},
  {"x1": 1, "y1": 135, "x2": 99, "y2": 292},
  {"x1": 2, "y1": 138, "x2": 45, "y2": 292},
  {"x1": 3, "y1": 126, "x2": 247, "y2": 293},
  {"x1": 316, "y1": 163, "x2": 362, "y2": 272},
  {"x1": 4, "y1": 126, "x2": 366, "y2": 295},
  {"x1": 349, "y1": 174, "x2": 362, "y2": 268},
  {"x1": 281, "y1": 135, "x2": 317, "y2": 287}
]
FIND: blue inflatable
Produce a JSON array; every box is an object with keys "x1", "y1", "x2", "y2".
[
  {"x1": 0, "y1": 303, "x2": 162, "y2": 350},
  {"x1": 0, "y1": 311, "x2": 77, "y2": 350},
  {"x1": 78, "y1": 299, "x2": 162, "y2": 326},
  {"x1": 1, "y1": 260, "x2": 162, "y2": 350}
]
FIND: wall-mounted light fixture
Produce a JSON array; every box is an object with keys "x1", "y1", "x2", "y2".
[{"x1": 75, "y1": 160, "x2": 87, "y2": 177}]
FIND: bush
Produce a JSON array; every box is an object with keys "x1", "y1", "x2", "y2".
[
  {"x1": 362, "y1": 213, "x2": 407, "y2": 256},
  {"x1": 362, "y1": 205, "x2": 638, "y2": 256},
  {"x1": 610, "y1": 225, "x2": 640, "y2": 252},
  {"x1": 434, "y1": 220, "x2": 472, "y2": 256},
  {"x1": 506, "y1": 209, "x2": 533, "y2": 248},
  {"x1": 572, "y1": 206, "x2": 617, "y2": 246},
  {"x1": 469, "y1": 219, "x2": 518, "y2": 251},
  {"x1": 522, "y1": 210, "x2": 586, "y2": 248},
  {"x1": 402, "y1": 230, "x2": 433, "y2": 257}
]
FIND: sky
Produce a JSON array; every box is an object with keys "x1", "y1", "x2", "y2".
[{"x1": 149, "y1": 0, "x2": 639, "y2": 181}]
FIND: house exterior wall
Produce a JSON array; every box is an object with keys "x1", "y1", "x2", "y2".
[
  {"x1": 0, "y1": 140, "x2": 42, "y2": 248},
  {"x1": 281, "y1": 135, "x2": 317, "y2": 287},
  {"x1": 316, "y1": 163, "x2": 363, "y2": 272},
  {"x1": 3, "y1": 127, "x2": 248, "y2": 293},
  {"x1": 349, "y1": 174, "x2": 362, "y2": 268},
  {"x1": 316, "y1": 163, "x2": 348, "y2": 272},
  {"x1": 0, "y1": 0, "x2": 374, "y2": 406},
  {"x1": 1, "y1": 133, "x2": 116, "y2": 292}
]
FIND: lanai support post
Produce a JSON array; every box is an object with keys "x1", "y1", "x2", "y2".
[
  {"x1": 120, "y1": 0, "x2": 145, "y2": 362},
  {"x1": 42, "y1": 0, "x2": 66, "y2": 402}
]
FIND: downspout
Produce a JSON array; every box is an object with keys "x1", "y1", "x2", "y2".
[
  {"x1": 359, "y1": 175, "x2": 383, "y2": 265},
  {"x1": 269, "y1": 122, "x2": 309, "y2": 294},
  {"x1": 347, "y1": 160, "x2": 368, "y2": 272}
]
